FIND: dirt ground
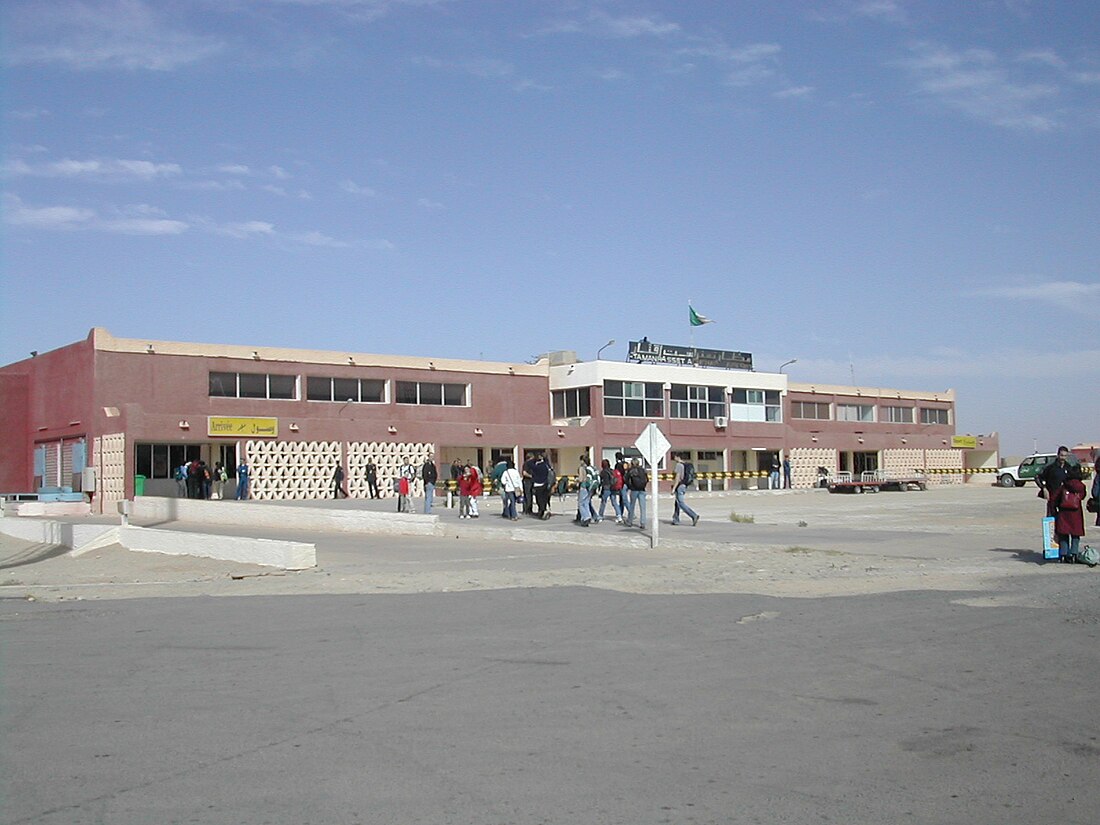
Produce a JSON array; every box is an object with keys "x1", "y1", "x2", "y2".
[{"x1": 1, "y1": 484, "x2": 1095, "y2": 602}]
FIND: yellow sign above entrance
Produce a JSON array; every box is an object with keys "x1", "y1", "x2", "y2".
[
  {"x1": 208, "y1": 417, "x2": 278, "y2": 438},
  {"x1": 951, "y1": 435, "x2": 978, "y2": 449}
]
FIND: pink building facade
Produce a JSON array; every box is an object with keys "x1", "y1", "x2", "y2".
[{"x1": 0, "y1": 329, "x2": 1000, "y2": 513}]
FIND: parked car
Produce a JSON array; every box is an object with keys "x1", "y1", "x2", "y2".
[{"x1": 998, "y1": 453, "x2": 1077, "y2": 487}]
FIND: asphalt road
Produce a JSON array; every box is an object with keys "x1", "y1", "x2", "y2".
[{"x1": 3, "y1": 575, "x2": 1099, "y2": 825}]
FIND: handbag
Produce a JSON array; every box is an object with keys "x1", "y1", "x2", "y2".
[{"x1": 1087, "y1": 496, "x2": 1098, "y2": 514}]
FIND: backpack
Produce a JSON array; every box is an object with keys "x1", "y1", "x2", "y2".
[
  {"x1": 627, "y1": 466, "x2": 648, "y2": 491},
  {"x1": 1077, "y1": 545, "x2": 1099, "y2": 567},
  {"x1": 1060, "y1": 487, "x2": 1082, "y2": 511},
  {"x1": 611, "y1": 468, "x2": 624, "y2": 491},
  {"x1": 682, "y1": 462, "x2": 696, "y2": 486}
]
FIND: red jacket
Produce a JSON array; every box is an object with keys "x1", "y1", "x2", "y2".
[
  {"x1": 468, "y1": 467, "x2": 483, "y2": 497},
  {"x1": 1053, "y1": 479, "x2": 1087, "y2": 537}
]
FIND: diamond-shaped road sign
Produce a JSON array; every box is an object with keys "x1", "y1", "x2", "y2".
[{"x1": 634, "y1": 423, "x2": 670, "y2": 467}]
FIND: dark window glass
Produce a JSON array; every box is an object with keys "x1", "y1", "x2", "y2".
[
  {"x1": 552, "y1": 391, "x2": 565, "y2": 419},
  {"x1": 443, "y1": 383, "x2": 466, "y2": 406},
  {"x1": 603, "y1": 380, "x2": 622, "y2": 397},
  {"x1": 269, "y1": 374, "x2": 296, "y2": 399},
  {"x1": 361, "y1": 379, "x2": 385, "y2": 403},
  {"x1": 417, "y1": 383, "x2": 441, "y2": 405},
  {"x1": 209, "y1": 372, "x2": 236, "y2": 397},
  {"x1": 306, "y1": 376, "x2": 331, "y2": 401},
  {"x1": 238, "y1": 373, "x2": 267, "y2": 399},
  {"x1": 396, "y1": 382, "x2": 418, "y2": 404},
  {"x1": 333, "y1": 378, "x2": 359, "y2": 403},
  {"x1": 604, "y1": 397, "x2": 624, "y2": 416},
  {"x1": 135, "y1": 444, "x2": 152, "y2": 478}
]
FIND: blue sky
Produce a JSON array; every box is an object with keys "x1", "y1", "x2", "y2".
[{"x1": 2, "y1": 0, "x2": 1097, "y2": 456}]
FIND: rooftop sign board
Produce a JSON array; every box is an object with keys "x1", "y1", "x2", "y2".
[{"x1": 627, "y1": 339, "x2": 753, "y2": 371}]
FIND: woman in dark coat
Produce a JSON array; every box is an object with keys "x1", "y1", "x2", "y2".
[{"x1": 1052, "y1": 465, "x2": 1087, "y2": 561}]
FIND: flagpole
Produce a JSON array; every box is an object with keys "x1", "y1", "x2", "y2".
[{"x1": 688, "y1": 299, "x2": 694, "y2": 349}]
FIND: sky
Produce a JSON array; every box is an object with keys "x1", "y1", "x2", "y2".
[{"x1": 1, "y1": 0, "x2": 1097, "y2": 457}]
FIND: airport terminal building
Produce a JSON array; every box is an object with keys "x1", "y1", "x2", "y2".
[{"x1": 0, "y1": 328, "x2": 999, "y2": 513}]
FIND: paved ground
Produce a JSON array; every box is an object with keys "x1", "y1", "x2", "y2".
[{"x1": 2, "y1": 484, "x2": 1098, "y2": 824}]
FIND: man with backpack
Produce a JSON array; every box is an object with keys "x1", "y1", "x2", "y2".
[
  {"x1": 623, "y1": 458, "x2": 649, "y2": 530},
  {"x1": 672, "y1": 455, "x2": 700, "y2": 527}
]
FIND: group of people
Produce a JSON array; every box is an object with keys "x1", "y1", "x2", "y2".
[
  {"x1": 1037, "y1": 446, "x2": 1097, "y2": 562},
  {"x1": 175, "y1": 459, "x2": 249, "y2": 500},
  {"x1": 571, "y1": 452, "x2": 654, "y2": 529}
]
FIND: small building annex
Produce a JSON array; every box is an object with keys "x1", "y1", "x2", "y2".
[{"x1": 0, "y1": 328, "x2": 999, "y2": 513}]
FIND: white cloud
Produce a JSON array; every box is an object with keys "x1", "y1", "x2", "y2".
[
  {"x1": 774, "y1": 85, "x2": 815, "y2": 99},
  {"x1": 897, "y1": 42, "x2": 1066, "y2": 131},
  {"x1": 262, "y1": 0, "x2": 451, "y2": 24},
  {"x1": 340, "y1": 180, "x2": 378, "y2": 196},
  {"x1": 3, "y1": 0, "x2": 224, "y2": 71},
  {"x1": 215, "y1": 221, "x2": 276, "y2": 239},
  {"x1": 417, "y1": 197, "x2": 444, "y2": 209},
  {"x1": 5, "y1": 156, "x2": 182, "y2": 180},
  {"x1": 269, "y1": 165, "x2": 291, "y2": 179},
  {"x1": 975, "y1": 280, "x2": 1100, "y2": 315},
  {"x1": 2, "y1": 193, "x2": 187, "y2": 234},
  {"x1": 289, "y1": 230, "x2": 350, "y2": 248},
  {"x1": 537, "y1": 10, "x2": 680, "y2": 39},
  {"x1": 217, "y1": 164, "x2": 252, "y2": 175}
]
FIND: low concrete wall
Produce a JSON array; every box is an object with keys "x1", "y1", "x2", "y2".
[
  {"x1": 1, "y1": 512, "x2": 315, "y2": 570},
  {"x1": 0, "y1": 515, "x2": 117, "y2": 553},
  {"x1": 120, "y1": 526, "x2": 315, "y2": 570},
  {"x1": 129, "y1": 497, "x2": 442, "y2": 537},
  {"x1": 2, "y1": 501, "x2": 91, "y2": 517}
]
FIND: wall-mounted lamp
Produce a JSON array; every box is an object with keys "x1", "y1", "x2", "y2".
[
  {"x1": 508, "y1": 366, "x2": 515, "y2": 375},
  {"x1": 857, "y1": 437, "x2": 865, "y2": 444},
  {"x1": 811, "y1": 436, "x2": 819, "y2": 443},
  {"x1": 68, "y1": 420, "x2": 81, "y2": 427},
  {"x1": 146, "y1": 344, "x2": 155, "y2": 354},
  {"x1": 557, "y1": 429, "x2": 565, "y2": 438},
  {"x1": 428, "y1": 361, "x2": 436, "y2": 370},
  {"x1": 942, "y1": 439, "x2": 948, "y2": 445},
  {"x1": 252, "y1": 351, "x2": 261, "y2": 360},
  {"x1": 178, "y1": 420, "x2": 190, "y2": 429},
  {"x1": 347, "y1": 356, "x2": 355, "y2": 365},
  {"x1": 30, "y1": 350, "x2": 38, "y2": 358},
  {"x1": 387, "y1": 425, "x2": 398, "y2": 434},
  {"x1": 37, "y1": 426, "x2": 48, "y2": 432},
  {"x1": 289, "y1": 423, "x2": 300, "y2": 432},
  {"x1": 474, "y1": 428, "x2": 483, "y2": 437},
  {"x1": 901, "y1": 438, "x2": 908, "y2": 444}
]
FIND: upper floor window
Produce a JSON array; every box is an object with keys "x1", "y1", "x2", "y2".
[
  {"x1": 920, "y1": 407, "x2": 950, "y2": 425},
  {"x1": 837, "y1": 404, "x2": 875, "y2": 423},
  {"x1": 670, "y1": 385, "x2": 725, "y2": 419},
  {"x1": 882, "y1": 405, "x2": 914, "y2": 424},
  {"x1": 552, "y1": 388, "x2": 591, "y2": 419},
  {"x1": 792, "y1": 400, "x2": 830, "y2": 420},
  {"x1": 306, "y1": 376, "x2": 386, "y2": 403},
  {"x1": 209, "y1": 371, "x2": 297, "y2": 400},
  {"x1": 731, "y1": 388, "x2": 781, "y2": 422},
  {"x1": 396, "y1": 381, "x2": 468, "y2": 406},
  {"x1": 603, "y1": 380, "x2": 663, "y2": 417}
]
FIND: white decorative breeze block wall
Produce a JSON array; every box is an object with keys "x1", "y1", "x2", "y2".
[
  {"x1": 244, "y1": 440, "x2": 436, "y2": 500},
  {"x1": 95, "y1": 433, "x2": 126, "y2": 513},
  {"x1": 245, "y1": 440, "x2": 341, "y2": 500},
  {"x1": 922, "y1": 448, "x2": 964, "y2": 486},
  {"x1": 347, "y1": 442, "x2": 434, "y2": 498},
  {"x1": 882, "y1": 449, "x2": 923, "y2": 478},
  {"x1": 790, "y1": 448, "x2": 835, "y2": 488}
]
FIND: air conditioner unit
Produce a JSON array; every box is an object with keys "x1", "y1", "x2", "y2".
[{"x1": 714, "y1": 416, "x2": 728, "y2": 429}]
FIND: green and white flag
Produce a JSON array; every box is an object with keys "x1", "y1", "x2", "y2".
[{"x1": 689, "y1": 305, "x2": 713, "y2": 327}]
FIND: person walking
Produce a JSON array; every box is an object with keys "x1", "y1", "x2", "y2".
[
  {"x1": 467, "y1": 462, "x2": 483, "y2": 518},
  {"x1": 500, "y1": 459, "x2": 523, "y2": 521},
  {"x1": 597, "y1": 458, "x2": 623, "y2": 523},
  {"x1": 421, "y1": 454, "x2": 438, "y2": 513},
  {"x1": 575, "y1": 454, "x2": 597, "y2": 527},
  {"x1": 365, "y1": 458, "x2": 379, "y2": 499},
  {"x1": 672, "y1": 456, "x2": 700, "y2": 527},
  {"x1": 234, "y1": 460, "x2": 250, "y2": 500},
  {"x1": 532, "y1": 451, "x2": 553, "y2": 520},
  {"x1": 624, "y1": 458, "x2": 648, "y2": 530},
  {"x1": 1051, "y1": 464, "x2": 1087, "y2": 561},
  {"x1": 332, "y1": 463, "x2": 348, "y2": 498},
  {"x1": 521, "y1": 453, "x2": 537, "y2": 516},
  {"x1": 614, "y1": 452, "x2": 629, "y2": 516}
]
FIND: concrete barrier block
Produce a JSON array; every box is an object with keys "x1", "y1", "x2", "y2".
[{"x1": 119, "y1": 526, "x2": 316, "y2": 570}]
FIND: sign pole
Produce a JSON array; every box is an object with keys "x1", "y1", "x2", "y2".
[{"x1": 634, "y1": 423, "x2": 671, "y2": 550}]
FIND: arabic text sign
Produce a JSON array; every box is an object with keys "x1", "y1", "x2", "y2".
[{"x1": 208, "y1": 417, "x2": 279, "y2": 438}]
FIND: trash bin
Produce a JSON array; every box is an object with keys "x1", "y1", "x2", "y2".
[{"x1": 134, "y1": 474, "x2": 146, "y2": 496}]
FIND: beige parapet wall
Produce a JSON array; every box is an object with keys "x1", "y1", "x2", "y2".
[
  {"x1": 0, "y1": 514, "x2": 118, "y2": 554},
  {"x1": 119, "y1": 526, "x2": 315, "y2": 570},
  {"x1": 128, "y1": 496, "x2": 443, "y2": 537}
]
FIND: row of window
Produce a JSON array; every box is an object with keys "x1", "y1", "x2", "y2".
[
  {"x1": 792, "y1": 401, "x2": 950, "y2": 425},
  {"x1": 553, "y1": 383, "x2": 784, "y2": 422},
  {"x1": 209, "y1": 372, "x2": 469, "y2": 406}
]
